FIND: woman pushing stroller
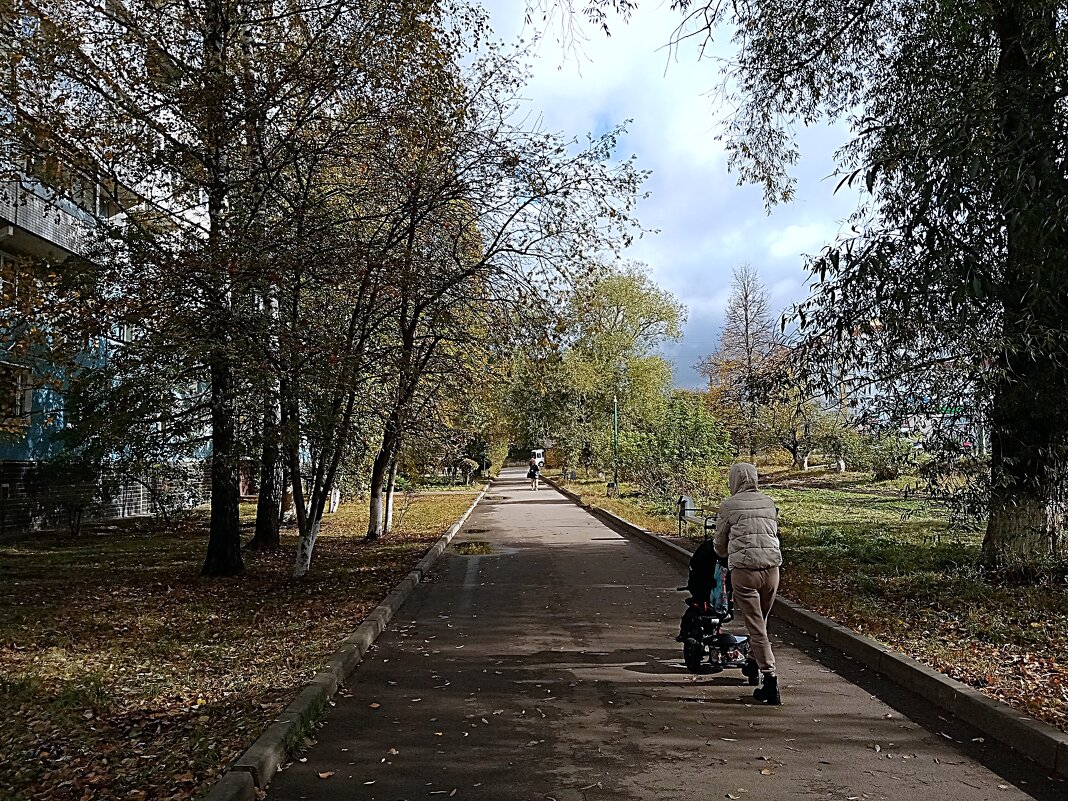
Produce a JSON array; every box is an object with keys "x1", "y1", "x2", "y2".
[{"x1": 714, "y1": 462, "x2": 783, "y2": 705}]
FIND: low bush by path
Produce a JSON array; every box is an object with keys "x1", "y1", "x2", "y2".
[
  {"x1": 0, "y1": 493, "x2": 477, "y2": 801},
  {"x1": 560, "y1": 472, "x2": 1068, "y2": 734}
]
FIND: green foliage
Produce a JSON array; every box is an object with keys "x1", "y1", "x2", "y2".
[
  {"x1": 457, "y1": 458, "x2": 480, "y2": 484},
  {"x1": 504, "y1": 262, "x2": 685, "y2": 474},
  {"x1": 703, "y1": 0, "x2": 1068, "y2": 564},
  {"x1": 578, "y1": 1, "x2": 1068, "y2": 565},
  {"x1": 818, "y1": 425, "x2": 869, "y2": 470},
  {"x1": 4, "y1": 0, "x2": 651, "y2": 567},
  {"x1": 867, "y1": 434, "x2": 916, "y2": 482},
  {"x1": 618, "y1": 390, "x2": 732, "y2": 506},
  {"x1": 920, "y1": 452, "x2": 990, "y2": 533}
]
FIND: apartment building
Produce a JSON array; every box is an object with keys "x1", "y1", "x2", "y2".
[{"x1": 0, "y1": 171, "x2": 165, "y2": 535}]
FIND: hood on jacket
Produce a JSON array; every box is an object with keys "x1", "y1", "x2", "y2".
[{"x1": 728, "y1": 462, "x2": 759, "y2": 495}]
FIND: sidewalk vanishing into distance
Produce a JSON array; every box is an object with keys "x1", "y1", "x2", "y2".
[{"x1": 267, "y1": 468, "x2": 1063, "y2": 801}]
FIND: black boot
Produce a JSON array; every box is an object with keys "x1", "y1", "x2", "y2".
[
  {"x1": 753, "y1": 673, "x2": 781, "y2": 705},
  {"x1": 741, "y1": 658, "x2": 760, "y2": 686}
]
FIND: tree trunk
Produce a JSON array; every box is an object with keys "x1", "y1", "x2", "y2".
[
  {"x1": 983, "y1": 363, "x2": 1065, "y2": 569},
  {"x1": 293, "y1": 517, "x2": 321, "y2": 578},
  {"x1": 199, "y1": 0, "x2": 242, "y2": 577},
  {"x1": 202, "y1": 353, "x2": 244, "y2": 576},
  {"x1": 366, "y1": 446, "x2": 392, "y2": 540},
  {"x1": 984, "y1": 490, "x2": 1060, "y2": 571},
  {"x1": 981, "y1": 2, "x2": 1068, "y2": 569},
  {"x1": 384, "y1": 458, "x2": 398, "y2": 534},
  {"x1": 281, "y1": 467, "x2": 295, "y2": 522},
  {"x1": 247, "y1": 386, "x2": 282, "y2": 551},
  {"x1": 785, "y1": 438, "x2": 802, "y2": 470}
]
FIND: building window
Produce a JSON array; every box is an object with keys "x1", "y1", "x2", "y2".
[{"x1": 0, "y1": 363, "x2": 32, "y2": 427}]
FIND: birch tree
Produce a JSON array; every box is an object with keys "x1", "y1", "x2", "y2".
[
  {"x1": 351, "y1": 50, "x2": 649, "y2": 540},
  {"x1": 699, "y1": 264, "x2": 776, "y2": 458}
]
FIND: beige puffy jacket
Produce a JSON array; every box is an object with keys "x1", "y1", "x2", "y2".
[{"x1": 713, "y1": 463, "x2": 782, "y2": 570}]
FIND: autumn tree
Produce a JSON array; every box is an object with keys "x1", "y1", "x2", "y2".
[
  {"x1": 351, "y1": 53, "x2": 649, "y2": 540},
  {"x1": 508, "y1": 262, "x2": 684, "y2": 476}
]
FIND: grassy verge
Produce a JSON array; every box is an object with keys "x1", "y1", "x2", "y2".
[
  {"x1": 558, "y1": 469, "x2": 1068, "y2": 734},
  {"x1": 0, "y1": 492, "x2": 478, "y2": 801}
]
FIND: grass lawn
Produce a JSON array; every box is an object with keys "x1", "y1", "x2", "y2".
[
  {"x1": 0, "y1": 492, "x2": 478, "y2": 801},
  {"x1": 559, "y1": 469, "x2": 1068, "y2": 734}
]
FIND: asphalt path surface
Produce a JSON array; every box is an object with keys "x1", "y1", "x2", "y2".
[{"x1": 268, "y1": 468, "x2": 1063, "y2": 801}]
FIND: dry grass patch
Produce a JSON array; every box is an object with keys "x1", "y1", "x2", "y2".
[{"x1": 557, "y1": 478, "x2": 677, "y2": 536}]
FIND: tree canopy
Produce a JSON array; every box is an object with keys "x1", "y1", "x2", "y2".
[{"x1": 2, "y1": 0, "x2": 648, "y2": 575}]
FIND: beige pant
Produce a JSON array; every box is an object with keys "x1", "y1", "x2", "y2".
[{"x1": 732, "y1": 566, "x2": 779, "y2": 673}]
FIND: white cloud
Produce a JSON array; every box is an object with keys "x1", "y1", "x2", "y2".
[
  {"x1": 479, "y1": 2, "x2": 859, "y2": 384},
  {"x1": 765, "y1": 223, "x2": 834, "y2": 261}
]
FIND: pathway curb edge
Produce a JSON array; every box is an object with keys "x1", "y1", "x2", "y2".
[
  {"x1": 543, "y1": 477, "x2": 1068, "y2": 780},
  {"x1": 199, "y1": 484, "x2": 491, "y2": 800}
]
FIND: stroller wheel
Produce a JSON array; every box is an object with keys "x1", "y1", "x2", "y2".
[{"x1": 683, "y1": 638, "x2": 704, "y2": 672}]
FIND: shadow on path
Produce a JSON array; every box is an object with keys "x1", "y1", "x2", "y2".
[{"x1": 771, "y1": 617, "x2": 1065, "y2": 801}]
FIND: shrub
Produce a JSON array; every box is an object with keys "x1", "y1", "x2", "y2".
[{"x1": 868, "y1": 434, "x2": 915, "y2": 481}]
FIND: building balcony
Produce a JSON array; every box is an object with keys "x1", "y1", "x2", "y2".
[{"x1": 0, "y1": 178, "x2": 93, "y2": 260}]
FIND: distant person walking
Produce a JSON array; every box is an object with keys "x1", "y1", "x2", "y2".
[
  {"x1": 714, "y1": 462, "x2": 783, "y2": 705},
  {"x1": 527, "y1": 458, "x2": 541, "y2": 491}
]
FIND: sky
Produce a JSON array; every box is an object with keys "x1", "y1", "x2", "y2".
[{"x1": 479, "y1": 2, "x2": 862, "y2": 387}]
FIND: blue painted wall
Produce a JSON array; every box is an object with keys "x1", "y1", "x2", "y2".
[{"x1": 0, "y1": 385, "x2": 65, "y2": 462}]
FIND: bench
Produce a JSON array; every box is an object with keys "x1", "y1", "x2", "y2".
[{"x1": 677, "y1": 495, "x2": 716, "y2": 538}]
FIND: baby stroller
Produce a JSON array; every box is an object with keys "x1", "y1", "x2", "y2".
[{"x1": 676, "y1": 539, "x2": 759, "y2": 682}]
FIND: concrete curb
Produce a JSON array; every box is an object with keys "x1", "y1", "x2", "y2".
[
  {"x1": 200, "y1": 485, "x2": 490, "y2": 800},
  {"x1": 543, "y1": 477, "x2": 1068, "y2": 779}
]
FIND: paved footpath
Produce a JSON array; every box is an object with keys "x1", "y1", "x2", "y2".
[{"x1": 268, "y1": 469, "x2": 1063, "y2": 801}]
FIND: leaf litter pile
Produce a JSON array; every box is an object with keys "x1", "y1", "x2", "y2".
[{"x1": 0, "y1": 493, "x2": 477, "y2": 801}]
